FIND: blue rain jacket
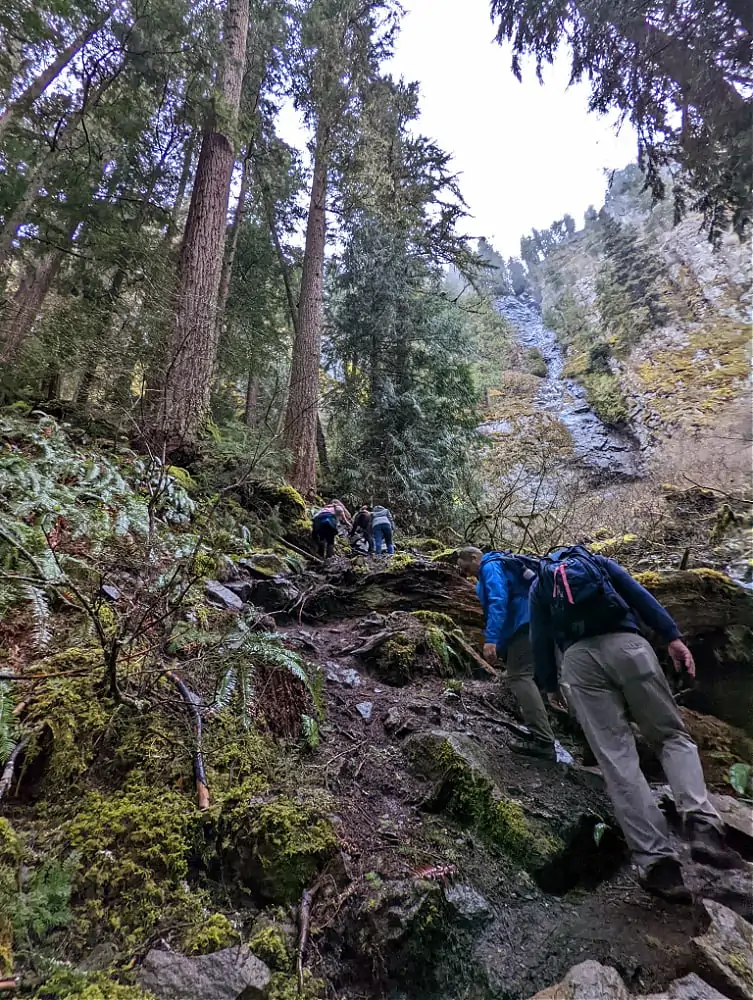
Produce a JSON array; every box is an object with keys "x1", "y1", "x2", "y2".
[{"x1": 476, "y1": 552, "x2": 532, "y2": 654}]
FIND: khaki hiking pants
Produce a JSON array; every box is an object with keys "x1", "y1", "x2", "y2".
[
  {"x1": 505, "y1": 631, "x2": 555, "y2": 746},
  {"x1": 562, "y1": 632, "x2": 722, "y2": 869}
]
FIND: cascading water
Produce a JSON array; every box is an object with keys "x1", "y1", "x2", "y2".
[{"x1": 481, "y1": 295, "x2": 642, "y2": 478}]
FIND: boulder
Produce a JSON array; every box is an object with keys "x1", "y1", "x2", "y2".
[
  {"x1": 205, "y1": 580, "x2": 244, "y2": 612},
  {"x1": 223, "y1": 580, "x2": 256, "y2": 603},
  {"x1": 404, "y1": 730, "x2": 624, "y2": 887},
  {"x1": 238, "y1": 552, "x2": 293, "y2": 578},
  {"x1": 356, "y1": 701, "x2": 373, "y2": 722},
  {"x1": 443, "y1": 883, "x2": 493, "y2": 926},
  {"x1": 710, "y1": 792, "x2": 753, "y2": 844},
  {"x1": 529, "y1": 964, "x2": 728, "y2": 1000},
  {"x1": 528, "y1": 960, "x2": 628, "y2": 999},
  {"x1": 693, "y1": 899, "x2": 753, "y2": 1000},
  {"x1": 138, "y1": 945, "x2": 271, "y2": 1000}
]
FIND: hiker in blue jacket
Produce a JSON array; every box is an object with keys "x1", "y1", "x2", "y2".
[
  {"x1": 457, "y1": 547, "x2": 558, "y2": 760},
  {"x1": 529, "y1": 547, "x2": 741, "y2": 902}
]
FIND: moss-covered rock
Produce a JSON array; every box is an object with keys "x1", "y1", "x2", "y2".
[
  {"x1": 248, "y1": 921, "x2": 290, "y2": 971},
  {"x1": 180, "y1": 912, "x2": 239, "y2": 956},
  {"x1": 681, "y1": 709, "x2": 753, "y2": 791},
  {"x1": 405, "y1": 731, "x2": 562, "y2": 870},
  {"x1": 401, "y1": 537, "x2": 446, "y2": 555},
  {"x1": 64, "y1": 785, "x2": 200, "y2": 945},
  {"x1": 357, "y1": 611, "x2": 479, "y2": 687},
  {"x1": 218, "y1": 788, "x2": 337, "y2": 904},
  {"x1": 32, "y1": 969, "x2": 155, "y2": 999},
  {"x1": 590, "y1": 533, "x2": 640, "y2": 558}
]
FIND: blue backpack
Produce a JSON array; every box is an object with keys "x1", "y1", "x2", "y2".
[
  {"x1": 538, "y1": 545, "x2": 629, "y2": 642},
  {"x1": 490, "y1": 551, "x2": 540, "y2": 588}
]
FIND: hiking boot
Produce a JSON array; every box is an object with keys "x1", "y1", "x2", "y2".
[
  {"x1": 510, "y1": 738, "x2": 557, "y2": 762},
  {"x1": 688, "y1": 819, "x2": 743, "y2": 869},
  {"x1": 640, "y1": 858, "x2": 692, "y2": 904}
]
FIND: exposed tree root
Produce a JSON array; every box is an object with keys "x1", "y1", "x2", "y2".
[
  {"x1": 297, "y1": 886, "x2": 315, "y2": 995},
  {"x1": 0, "y1": 735, "x2": 30, "y2": 803},
  {"x1": 163, "y1": 669, "x2": 209, "y2": 810}
]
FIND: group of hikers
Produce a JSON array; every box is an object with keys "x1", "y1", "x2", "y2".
[
  {"x1": 311, "y1": 499, "x2": 395, "y2": 559},
  {"x1": 456, "y1": 544, "x2": 743, "y2": 903}
]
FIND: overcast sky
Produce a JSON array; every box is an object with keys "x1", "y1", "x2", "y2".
[{"x1": 387, "y1": 0, "x2": 638, "y2": 257}]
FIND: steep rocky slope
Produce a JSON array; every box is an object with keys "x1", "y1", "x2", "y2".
[
  {"x1": 0, "y1": 411, "x2": 752, "y2": 1000},
  {"x1": 524, "y1": 166, "x2": 751, "y2": 462}
]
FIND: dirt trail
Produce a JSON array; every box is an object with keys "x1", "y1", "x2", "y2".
[{"x1": 276, "y1": 596, "x2": 752, "y2": 1000}]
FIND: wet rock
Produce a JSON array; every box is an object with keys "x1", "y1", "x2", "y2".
[
  {"x1": 250, "y1": 577, "x2": 300, "y2": 612},
  {"x1": 659, "y1": 974, "x2": 730, "y2": 999},
  {"x1": 205, "y1": 580, "x2": 243, "y2": 612},
  {"x1": 529, "y1": 964, "x2": 728, "y2": 1000},
  {"x1": 528, "y1": 959, "x2": 628, "y2": 999},
  {"x1": 238, "y1": 552, "x2": 292, "y2": 578},
  {"x1": 138, "y1": 945, "x2": 271, "y2": 1000},
  {"x1": 693, "y1": 899, "x2": 753, "y2": 1000},
  {"x1": 100, "y1": 583, "x2": 121, "y2": 602},
  {"x1": 341, "y1": 668, "x2": 362, "y2": 688},
  {"x1": 710, "y1": 792, "x2": 753, "y2": 844},
  {"x1": 443, "y1": 883, "x2": 493, "y2": 926},
  {"x1": 357, "y1": 701, "x2": 373, "y2": 722},
  {"x1": 223, "y1": 580, "x2": 255, "y2": 603}
]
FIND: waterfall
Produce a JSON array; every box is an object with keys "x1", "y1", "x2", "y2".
[{"x1": 480, "y1": 295, "x2": 642, "y2": 478}]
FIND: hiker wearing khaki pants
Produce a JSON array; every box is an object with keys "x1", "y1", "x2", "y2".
[
  {"x1": 506, "y1": 630, "x2": 557, "y2": 747},
  {"x1": 530, "y1": 547, "x2": 742, "y2": 902}
]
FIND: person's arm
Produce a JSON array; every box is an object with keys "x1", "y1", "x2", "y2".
[
  {"x1": 529, "y1": 583, "x2": 558, "y2": 692},
  {"x1": 481, "y1": 562, "x2": 508, "y2": 649},
  {"x1": 600, "y1": 557, "x2": 681, "y2": 641}
]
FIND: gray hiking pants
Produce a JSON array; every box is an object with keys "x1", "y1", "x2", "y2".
[
  {"x1": 562, "y1": 632, "x2": 722, "y2": 869},
  {"x1": 505, "y1": 631, "x2": 556, "y2": 745}
]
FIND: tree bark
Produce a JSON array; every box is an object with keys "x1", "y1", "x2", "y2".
[
  {"x1": 216, "y1": 146, "x2": 250, "y2": 336},
  {"x1": 0, "y1": 246, "x2": 67, "y2": 363},
  {"x1": 149, "y1": 0, "x2": 249, "y2": 455},
  {"x1": 316, "y1": 411, "x2": 331, "y2": 478},
  {"x1": 244, "y1": 370, "x2": 259, "y2": 427},
  {"x1": 282, "y1": 121, "x2": 328, "y2": 496},
  {"x1": 0, "y1": 6, "x2": 116, "y2": 143}
]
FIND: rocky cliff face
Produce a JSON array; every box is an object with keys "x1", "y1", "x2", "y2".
[{"x1": 528, "y1": 167, "x2": 751, "y2": 457}]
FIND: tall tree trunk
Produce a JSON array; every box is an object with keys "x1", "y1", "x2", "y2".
[
  {"x1": 216, "y1": 147, "x2": 250, "y2": 335},
  {"x1": 149, "y1": 0, "x2": 249, "y2": 455},
  {"x1": 0, "y1": 247, "x2": 67, "y2": 362},
  {"x1": 0, "y1": 6, "x2": 116, "y2": 143},
  {"x1": 282, "y1": 123, "x2": 328, "y2": 496},
  {"x1": 244, "y1": 370, "x2": 258, "y2": 427}
]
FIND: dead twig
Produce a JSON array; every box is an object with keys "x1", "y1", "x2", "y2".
[
  {"x1": 163, "y1": 669, "x2": 209, "y2": 810},
  {"x1": 297, "y1": 886, "x2": 316, "y2": 995}
]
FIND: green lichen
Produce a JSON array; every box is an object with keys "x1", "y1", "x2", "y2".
[
  {"x1": 267, "y1": 971, "x2": 325, "y2": 1000},
  {"x1": 220, "y1": 791, "x2": 336, "y2": 904},
  {"x1": 590, "y1": 534, "x2": 639, "y2": 557},
  {"x1": 25, "y1": 667, "x2": 111, "y2": 788},
  {"x1": 65, "y1": 785, "x2": 198, "y2": 944},
  {"x1": 727, "y1": 951, "x2": 753, "y2": 989},
  {"x1": 248, "y1": 923, "x2": 289, "y2": 971},
  {"x1": 384, "y1": 553, "x2": 414, "y2": 572},
  {"x1": 33, "y1": 969, "x2": 155, "y2": 999},
  {"x1": 434, "y1": 740, "x2": 562, "y2": 869},
  {"x1": 181, "y1": 912, "x2": 238, "y2": 955},
  {"x1": 402, "y1": 537, "x2": 445, "y2": 554},
  {"x1": 425, "y1": 626, "x2": 450, "y2": 669}
]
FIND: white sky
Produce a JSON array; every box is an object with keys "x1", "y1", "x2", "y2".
[
  {"x1": 388, "y1": 0, "x2": 638, "y2": 257},
  {"x1": 276, "y1": 0, "x2": 639, "y2": 259}
]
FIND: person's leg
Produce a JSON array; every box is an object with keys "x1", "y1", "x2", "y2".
[
  {"x1": 505, "y1": 633, "x2": 555, "y2": 746},
  {"x1": 322, "y1": 522, "x2": 336, "y2": 559},
  {"x1": 614, "y1": 634, "x2": 722, "y2": 826},
  {"x1": 384, "y1": 524, "x2": 394, "y2": 554},
  {"x1": 372, "y1": 524, "x2": 383, "y2": 555},
  {"x1": 612, "y1": 634, "x2": 738, "y2": 867},
  {"x1": 312, "y1": 521, "x2": 325, "y2": 558},
  {"x1": 563, "y1": 636, "x2": 677, "y2": 870}
]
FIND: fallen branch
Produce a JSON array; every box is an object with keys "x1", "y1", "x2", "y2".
[
  {"x1": 0, "y1": 669, "x2": 88, "y2": 681},
  {"x1": 279, "y1": 536, "x2": 323, "y2": 565},
  {"x1": 163, "y1": 670, "x2": 209, "y2": 810},
  {"x1": 297, "y1": 886, "x2": 315, "y2": 995},
  {"x1": 0, "y1": 735, "x2": 30, "y2": 803}
]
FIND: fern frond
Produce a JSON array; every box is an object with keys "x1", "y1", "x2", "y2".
[
  {"x1": 301, "y1": 714, "x2": 319, "y2": 749},
  {"x1": 210, "y1": 668, "x2": 237, "y2": 714},
  {"x1": 25, "y1": 585, "x2": 52, "y2": 652},
  {"x1": 0, "y1": 682, "x2": 17, "y2": 765}
]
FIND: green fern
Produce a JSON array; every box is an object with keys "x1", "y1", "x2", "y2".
[
  {"x1": 0, "y1": 682, "x2": 16, "y2": 765},
  {"x1": 301, "y1": 714, "x2": 320, "y2": 749},
  {"x1": 25, "y1": 585, "x2": 52, "y2": 652},
  {"x1": 9, "y1": 856, "x2": 76, "y2": 945}
]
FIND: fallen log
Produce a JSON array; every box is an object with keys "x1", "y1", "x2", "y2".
[{"x1": 163, "y1": 670, "x2": 210, "y2": 811}]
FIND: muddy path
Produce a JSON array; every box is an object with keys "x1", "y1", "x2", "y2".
[{"x1": 272, "y1": 593, "x2": 752, "y2": 1000}]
